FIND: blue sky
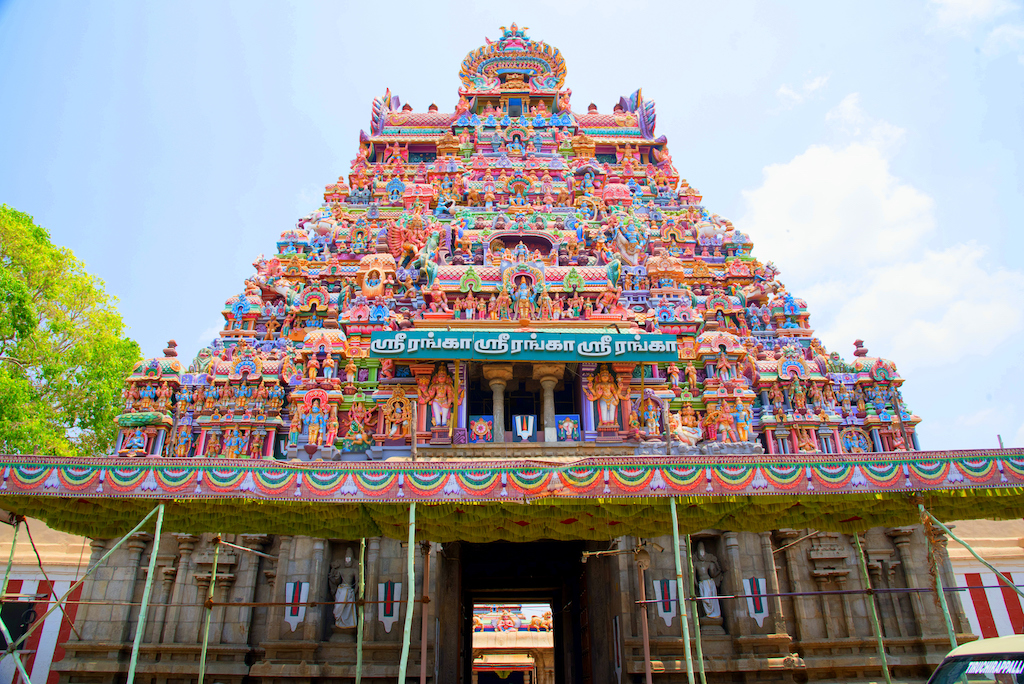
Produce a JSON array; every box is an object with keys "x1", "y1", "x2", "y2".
[{"x1": 1, "y1": 1, "x2": 1022, "y2": 450}]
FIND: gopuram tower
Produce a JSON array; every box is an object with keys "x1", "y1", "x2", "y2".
[{"x1": 47, "y1": 25, "x2": 982, "y2": 684}]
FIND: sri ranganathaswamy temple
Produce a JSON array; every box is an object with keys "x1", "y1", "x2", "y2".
[{"x1": 17, "y1": 23, "x2": 1024, "y2": 684}]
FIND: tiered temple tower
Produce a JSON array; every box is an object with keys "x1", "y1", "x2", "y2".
[{"x1": 58, "y1": 25, "x2": 964, "y2": 684}]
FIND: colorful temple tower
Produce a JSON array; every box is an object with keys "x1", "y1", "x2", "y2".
[
  {"x1": 57, "y1": 26, "x2": 972, "y2": 684},
  {"x1": 114, "y1": 23, "x2": 920, "y2": 464}
]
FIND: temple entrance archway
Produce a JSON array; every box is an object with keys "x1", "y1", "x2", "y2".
[{"x1": 437, "y1": 541, "x2": 619, "y2": 684}]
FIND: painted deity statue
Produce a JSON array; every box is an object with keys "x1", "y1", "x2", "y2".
[
  {"x1": 585, "y1": 366, "x2": 622, "y2": 428},
  {"x1": 303, "y1": 399, "x2": 327, "y2": 447},
  {"x1": 426, "y1": 365, "x2": 456, "y2": 428}
]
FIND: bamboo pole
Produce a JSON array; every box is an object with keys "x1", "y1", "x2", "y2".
[
  {"x1": 684, "y1": 535, "x2": 707, "y2": 684},
  {"x1": 0, "y1": 520, "x2": 34, "y2": 684},
  {"x1": 397, "y1": 503, "x2": 417, "y2": 682},
  {"x1": 919, "y1": 505, "x2": 961, "y2": 650},
  {"x1": 355, "y1": 537, "x2": 365, "y2": 684},
  {"x1": 852, "y1": 532, "x2": 892, "y2": 684},
  {"x1": 636, "y1": 555, "x2": 653, "y2": 684},
  {"x1": 922, "y1": 504, "x2": 1024, "y2": 602},
  {"x1": 10, "y1": 504, "x2": 163, "y2": 652},
  {"x1": 197, "y1": 534, "x2": 221, "y2": 684},
  {"x1": 126, "y1": 502, "x2": 164, "y2": 684},
  {"x1": 669, "y1": 499, "x2": 695, "y2": 684},
  {"x1": 419, "y1": 541, "x2": 431, "y2": 684}
]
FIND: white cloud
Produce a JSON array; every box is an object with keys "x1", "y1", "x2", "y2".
[
  {"x1": 984, "y1": 22, "x2": 1024, "y2": 56},
  {"x1": 929, "y1": 0, "x2": 1017, "y2": 34},
  {"x1": 774, "y1": 74, "x2": 830, "y2": 109},
  {"x1": 824, "y1": 93, "x2": 906, "y2": 150},
  {"x1": 1014, "y1": 421, "x2": 1024, "y2": 447},
  {"x1": 740, "y1": 94, "x2": 1024, "y2": 372}
]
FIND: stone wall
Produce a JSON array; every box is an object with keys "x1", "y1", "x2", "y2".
[{"x1": 51, "y1": 526, "x2": 970, "y2": 684}]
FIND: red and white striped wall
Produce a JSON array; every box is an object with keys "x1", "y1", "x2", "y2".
[
  {"x1": 954, "y1": 569, "x2": 1024, "y2": 639},
  {"x1": 0, "y1": 575, "x2": 82, "y2": 684}
]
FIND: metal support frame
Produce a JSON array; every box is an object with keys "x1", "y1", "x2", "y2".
[
  {"x1": 669, "y1": 498, "x2": 695, "y2": 684},
  {"x1": 356, "y1": 537, "x2": 365, "y2": 684},
  {"x1": 397, "y1": 503, "x2": 417, "y2": 682},
  {"x1": 197, "y1": 533, "x2": 221, "y2": 684},
  {"x1": 126, "y1": 503, "x2": 164, "y2": 684},
  {"x1": 0, "y1": 520, "x2": 34, "y2": 684},
  {"x1": 684, "y1": 535, "x2": 708, "y2": 684},
  {"x1": 852, "y1": 532, "x2": 892, "y2": 684}
]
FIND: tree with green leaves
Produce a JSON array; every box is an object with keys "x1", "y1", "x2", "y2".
[{"x1": 0, "y1": 205, "x2": 140, "y2": 456}]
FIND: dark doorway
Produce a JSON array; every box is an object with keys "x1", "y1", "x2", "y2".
[
  {"x1": 437, "y1": 541, "x2": 619, "y2": 684},
  {"x1": 478, "y1": 672, "x2": 525, "y2": 684}
]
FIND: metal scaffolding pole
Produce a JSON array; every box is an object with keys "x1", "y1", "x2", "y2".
[
  {"x1": 684, "y1": 535, "x2": 707, "y2": 684},
  {"x1": 852, "y1": 532, "x2": 892, "y2": 684},
  {"x1": 126, "y1": 502, "x2": 165, "y2": 684},
  {"x1": 397, "y1": 503, "x2": 417, "y2": 682},
  {"x1": 0, "y1": 520, "x2": 34, "y2": 684},
  {"x1": 355, "y1": 537, "x2": 365, "y2": 684},
  {"x1": 197, "y1": 534, "x2": 221, "y2": 684},
  {"x1": 669, "y1": 498, "x2": 695, "y2": 684}
]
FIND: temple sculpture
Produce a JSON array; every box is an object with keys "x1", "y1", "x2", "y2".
[{"x1": 51, "y1": 26, "x2": 969, "y2": 684}]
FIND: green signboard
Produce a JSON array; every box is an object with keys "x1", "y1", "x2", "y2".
[{"x1": 368, "y1": 331, "x2": 679, "y2": 362}]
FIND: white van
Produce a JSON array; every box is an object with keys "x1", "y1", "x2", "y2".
[{"x1": 927, "y1": 635, "x2": 1024, "y2": 683}]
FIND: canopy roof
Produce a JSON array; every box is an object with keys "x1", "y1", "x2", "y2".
[{"x1": 0, "y1": 449, "x2": 1021, "y2": 541}]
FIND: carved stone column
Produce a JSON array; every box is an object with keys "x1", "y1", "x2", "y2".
[
  {"x1": 271, "y1": 535, "x2": 294, "y2": 640},
  {"x1": 758, "y1": 532, "x2": 788, "y2": 635},
  {"x1": 162, "y1": 534, "x2": 198, "y2": 643},
  {"x1": 775, "y1": 530, "x2": 812, "y2": 641},
  {"x1": 303, "y1": 539, "x2": 328, "y2": 641},
  {"x1": 722, "y1": 532, "x2": 748, "y2": 636},
  {"x1": 484, "y1": 364, "x2": 513, "y2": 444},
  {"x1": 887, "y1": 527, "x2": 929, "y2": 636},
  {"x1": 147, "y1": 566, "x2": 177, "y2": 643},
  {"x1": 113, "y1": 534, "x2": 151, "y2": 643},
  {"x1": 225, "y1": 534, "x2": 269, "y2": 645},
  {"x1": 362, "y1": 537, "x2": 381, "y2": 641},
  {"x1": 73, "y1": 539, "x2": 109, "y2": 635},
  {"x1": 532, "y1": 364, "x2": 565, "y2": 442}
]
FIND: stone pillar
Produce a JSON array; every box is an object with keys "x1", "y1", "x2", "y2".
[
  {"x1": 758, "y1": 532, "x2": 788, "y2": 635},
  {"x1": 112, "y1": 534, "x2": 151, "y2": 643},
  {"x1": 362, "y1": 537, "x2": 381, "y2": 642},
  {"x1": 72, "y1": 539, "x2": 109, "y2": 634},
  {"x1": 887, "y1": 527, "x2": 932, "y2": 636},
  {"x1": 484, "y1": 364, "x2": 514, "y2": 444},
  {"x1": 271, "y1": 536, "x2": 294, "y2": 640},
  {"x1": 303, "y1": 539, "x2": 327, "y2": 642},
  {"x1": 225, "y1": 534, "x2": 269, "y2": 645},
  {"x1": 161, "y1": 534, "x2": 198, "y2": 643},
  {"x1": 931, "y1": 528, "x2": 971, "y2": 633},
  {"x1": 146, "y1": 566, "x2": 177, "y2": 643},
  {"x1": 776, "y1": 530, "x2": 812, "y2": 641},
  {"x1": 532, "y1": 364, "x2": 565, "y2": 443},
  {"x1": 722, "y1": 532, "x2": 749, "y2": 636}
]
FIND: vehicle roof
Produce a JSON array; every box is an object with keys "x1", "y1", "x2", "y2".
[{"x1": 948, "y1": 636, "x2": 1024, "y2": 657}]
